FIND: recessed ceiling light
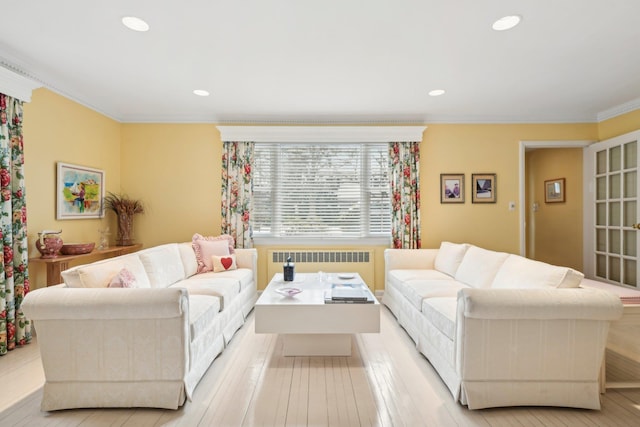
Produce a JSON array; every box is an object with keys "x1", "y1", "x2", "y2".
[
  {"x1": 122, "y1": 16, "x2": 149, "y2": 32},
  {"x1": 429, "y1": 89, "x2": 445, "y2": 97},
  {"x1": 492, "y1": 15, "x2": 521, "y2": 31},
  {"x1": 193, "y1": 89, "x2": 210, "y2": 97}
]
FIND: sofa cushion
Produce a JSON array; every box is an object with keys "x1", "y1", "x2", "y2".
[
  {"x1": 455, "y1": 246, "x2": 509, "y2": 289},
  {"x1": 188, "y1": 295, "x2": 221, "y2": 343},
  {"x1": 401, "y1": 279, "x2": 470, "y2": 311},
  {"x1": 194, "y1": 269, "x2": 254, "y2": 291},
  {"x1": 389, "y1": 269, "x2": 453, "y2": 285},
  {"x1": 138, "y1": 244, "x2": 186, "y2": 288},
  {"x1": 75, "y1": 255, "x2": 151, "y2": 288},
  {"x1": 434, "y1": 242, "x2": 470, "y2": 277},
  {"x1": 491, "y1": 255, "x2": 584, "y2": 289},
  {"x1": 421, "y1": 297, "x2": 457, "y2": 340},
  {"x1": 178, "y1": 242, "x2": 198, "y2": 278},
  {"x1": 171, "y1": 277, "x2": 240, "y2": 310}
]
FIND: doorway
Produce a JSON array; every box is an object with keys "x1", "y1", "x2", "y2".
[{"x1": 519, "y1": 141, "x2": 591, "y2": 268}]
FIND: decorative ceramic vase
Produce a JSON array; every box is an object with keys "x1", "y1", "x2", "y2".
[
  {"x1": 116, "y1": 213, "x2": 134, "y2": 246},
  {"x1": 36, "y1": 230, "x2": 64, "y2": 258}
]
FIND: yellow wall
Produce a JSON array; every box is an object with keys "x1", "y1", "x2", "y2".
[
  {"x1": 421, "y1": 124, "x2": 596, "y2": 254},
  {"x1": 525, "y1": 148, "x2": 583, "y2": 270},
  {"x1": 23, "y1": 89, "x2": 122, "y2": 288},
  {"x1": 598, "y1": 109, "x2": 640, "y2": 141},
  {"x1": 20, "y1": 87, "x2": 640, "y2": 290},
  {"x1": 120, "y1": 124, "x2": 222, "y2": 247}
]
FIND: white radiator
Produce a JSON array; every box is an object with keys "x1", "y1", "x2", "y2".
[{"x1": 267, "y1": 250, "x2": 375, "y2": 289}]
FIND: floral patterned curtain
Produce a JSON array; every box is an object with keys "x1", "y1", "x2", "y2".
[
  {"x1": 221, "y1": 141, "x2": 254, "y2": 248},
  {"x1": 389, "y1": 141, "x2": 421, "y2": 249},
  {"x1": 0, "y1": 93, "x2": 31, "y2": 355}
]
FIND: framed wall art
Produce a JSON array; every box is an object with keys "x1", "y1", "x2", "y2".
[
  {"x1": 440, "y1": 173, "x2": 465, "y2": 203},
  {"x1": 472, "y1": 173, "x2": 496, "y2": 203},
  {"x1": 544, "y1": 178, "x2": 565, "y2": 203},
  {"x1": 56, "y1": 162, "x2": 105, "y2": 219}
]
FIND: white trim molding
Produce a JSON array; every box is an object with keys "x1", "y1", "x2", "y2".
[
  {"x1": 0, "y1": 66, "x2": 41, "y2": 102},
  {"x1": 216, "y1": 125, "x2": 427, "y2": 142},
  {"x1": 597, "y1": 97, "x2": 640, "y2": 122}
]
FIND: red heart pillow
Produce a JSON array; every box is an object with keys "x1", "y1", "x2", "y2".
[
  {"x1": 221, "y1": 257, "x2": 233, "y2": 270},
  {"x1": 212, "y1": 254, "x2": 237, "y2": 272}
]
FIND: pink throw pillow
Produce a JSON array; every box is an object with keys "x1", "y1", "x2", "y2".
[
  {"x1": 192, "y1": 233, "x2": 235, "y2": 273},
  {"x1": 212, "y1": 254, "x2": 237, "y2": 272},
  {"x1": 108, "y1": 268, "x2": 137, "y2": 288}
]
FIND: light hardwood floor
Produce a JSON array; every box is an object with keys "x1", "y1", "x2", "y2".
[{"x1": 1, "y1": 307, "x2": 640, "y2": 426}]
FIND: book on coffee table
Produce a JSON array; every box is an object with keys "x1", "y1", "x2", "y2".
[
  {"x1": 324, "y1": 287, "x2": 374, "y2": 304},
  {"x1": 331, "y1": 287, "x2": 369, "y2": 301}
]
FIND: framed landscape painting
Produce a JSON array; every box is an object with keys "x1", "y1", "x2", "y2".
[
  {"x1": 440, "y1": 173, "x2": 465, "y2": 203},
  {"x1": 56, "y1": 162, "x2": 105, "y2": 219},
  {"x1": 472, "y1": 173, "x2": 496, "y2": 203}
]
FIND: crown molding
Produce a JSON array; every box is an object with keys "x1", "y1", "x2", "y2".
[
  {"x1": 216, "y1": 125, "x2": 427, "y2": 142},
  {"x1": 597, "y1": 97, "x2": 640, "y2": 122},
  {"x1": 0, "y1": 65, "x2": 41, "y2": 102}
]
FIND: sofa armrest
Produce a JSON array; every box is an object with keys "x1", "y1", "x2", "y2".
[
  {"x1": 22, "y1": 287, "x2": 188, "y2": 320},
  {"x1": 455, "y1": 287, "x2": 623, "y2": 410},
  {"x1": 458, "y1": 287, "x2": 623, "y2": 321},
  {"x1": 235, "y1": 248, "x2": 257, "y2": 280},
  {"x1": 235, "y1": 248, "x2": 257, "y2": 269},
  {"x1": 384, "y1": 249, "x2": 438, "y2": 289},
  {"x1": 384, "y1": 248, "x2": 438, "y2": 270}
]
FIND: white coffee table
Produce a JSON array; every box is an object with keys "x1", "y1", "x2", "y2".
[{"x1": 255, "y1": 272, "x2": 380, "y2": 356}]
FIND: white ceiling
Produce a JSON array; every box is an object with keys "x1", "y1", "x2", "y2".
[{"x1": 1, "y1": 1, "x2": 640, "y2": 124}]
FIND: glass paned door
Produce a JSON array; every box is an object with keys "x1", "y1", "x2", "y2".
[{"x1": 586, "y1": 130, "x2": 640, "y2": 288}]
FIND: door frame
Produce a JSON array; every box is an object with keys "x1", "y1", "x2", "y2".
[{"x1": 518, "y1": 140, "x2": 593, "y2": 256}]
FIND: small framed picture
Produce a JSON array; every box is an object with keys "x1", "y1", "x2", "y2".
[
  {"x1": 440, "y1": 173, "x2": 465, "y2": 203},
  {"x1": 545, "y1": 178, "x2": 565, "y2": 203},
  {"x1": 472, "y1": 173, "x2": 497, "y2": 203}
]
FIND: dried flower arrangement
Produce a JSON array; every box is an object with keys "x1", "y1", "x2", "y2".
[
  {"x1": 103, "y1": 192, "x2": 145, "y2": 216},
  {"x1": 103, "y1": 192, "x2": 144, "y2": 245}
]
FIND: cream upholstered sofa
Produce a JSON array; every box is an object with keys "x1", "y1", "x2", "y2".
[
  {"x1": 383, "y1": 242, "x2": 623, "y2": 410},
  {"x1": 22, "y1": 242, "x2": 257, "y2": 411}
]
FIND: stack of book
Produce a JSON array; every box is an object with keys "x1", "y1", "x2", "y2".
[{"x1": 325, "y1": 284, "x2": 375, "y2": 304}]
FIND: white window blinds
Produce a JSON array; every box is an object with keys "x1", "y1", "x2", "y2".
[{"x1": 253, "y1": 143, "x2": 391, "y2": 239}]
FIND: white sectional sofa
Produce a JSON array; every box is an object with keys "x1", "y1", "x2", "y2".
[
  {"x1": 22, "y1": 242, "x2": 257, "y2": 411},
  {"x1": 383, "y1": 242, "x2": 623, "y2": 410}
]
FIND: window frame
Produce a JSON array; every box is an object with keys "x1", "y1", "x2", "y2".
[
  {"x1": 252, "y1": 142, "x2": 391, "y2": 244},
  {"x1": 216, "y1": 126, "x2": 427, "y2": 246}
]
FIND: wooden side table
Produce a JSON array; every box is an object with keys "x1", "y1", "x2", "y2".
[{"x1": 29, "y1": 243, "x2": 143, "y2": 286}]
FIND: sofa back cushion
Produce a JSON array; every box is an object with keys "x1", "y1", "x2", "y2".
[
  {"x1": 434, "y1": 241, "x2": 470, "y2": 277},
  {"x1": 74, "y1": 255, "x2": 151, "y2": 288},
  {"x1": 138, "y1": 244, "x2": 186, "y2": 288},
  {"x1": 178, "y1": 242, "x2": 199, "y2": 277},
  {"x1": 491, "y1": 254, "x2": 584, "y2": 289},
  {"x1": 454, "y1": 246, "x2": 509, "y2": 288}
]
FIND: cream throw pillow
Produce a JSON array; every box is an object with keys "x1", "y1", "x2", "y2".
[{"x1": 212, "y1": 254, "x2": 237, "y2": 272}]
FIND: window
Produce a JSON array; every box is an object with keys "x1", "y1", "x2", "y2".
[{"x1": 253, "y1": 143, "x2": 390, "y2": 240}]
